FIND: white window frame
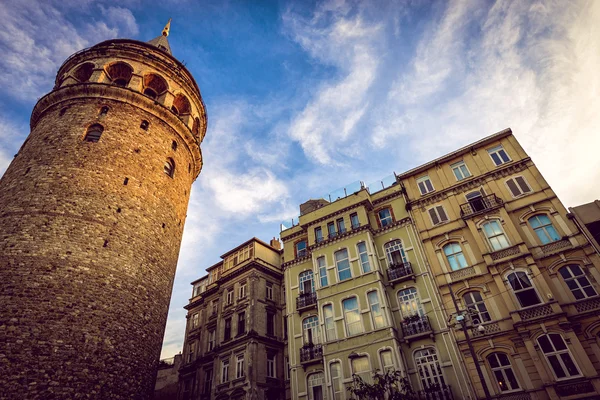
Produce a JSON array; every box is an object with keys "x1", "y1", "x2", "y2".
[
  {"x1": 317, "y1": 257, "x2": 328, "y2": 287},
  {"x1": 266, "y1": 281, "x2": 273, "y2": 300},
  {"x1": 487, "y1": 145, "x2": 511, "y2": 166},
  {"x1": 559, "y1": 265, "x2": 598, "y2": 300},
  {"x1": 302, "y1": 316, "x2": 321, "y2": 345},
  {"x1": 505, "y1": 176, "x2": 532, "y2": 198},
  {"x1": 226, "y1": 288, "x2": 233, "y2": 305},
  {"x1": 397, "y1": 287, "x2": 424, "y2": 318},
  {"x1": 342, "y1": 297, "x2": 363, "y2": 336},
  {"x1": 414, "y1": 348, "x2": 446, "y2": 389},
  {"x1": 307, "y1": 372, "x2": 326, "y2": 400},
  {"x1": 463, "y1": 292, "x2": 491, "y2": 325},
  {"x1": 221, "y1": 359, "x2": 229, "y2": 383},
  {"x1": 379, "y1": 349, "x2": 395, "y2": 372},
  {"x1": 330, "y1": 361, "x2": 344, "y2": 400},
  {"x1": 267, "y1": 353, "x2": 276, "y2": 378},
  {"x1": 506, "y1": 271, "x2": 542, "y2": 308},
  {"x1": 208, "y1": 329, "x2": 215, "y2": 351},
  {"x1": 378, "y1": 208, "x2": 393, "y2": 227},
  {"x1": 529, "y1": 215, "x2": 560, "y2": 245},
  {"x1": 367, "y1": 291, "x2": 386, "y2": 330},
  {"x1": 203, "y1": 368, "x2": 213, "y2": 394},
  {"x1": 335, "y1": 249, "x2": 352, "y2": 282},
  {"x1": 299, "y1": 270, "x2": 315, "y2": 294},
  {"x1": 323, "y1": 304, "x2": 336, "y2": 341},
  {"x1": 487, "y1": 352, "x2": 521, "y2": 393},
  {"x1": 451, "y1": 161, "x2": 471, "y2": 181},
  {"x1": 428, "y1": 205, "x2": 449, "y2": 226},
  {"x1": 384, "y1": 239, "x2": 407, "y2": 266},
  {"x1": 537, "y1": 333, "x2": 582, "y2": 381},
  {"x1": 417, "y1": 175, "x2": 435, "y2": 195},
  {"x1": 357, "y1": 242, "x2": 371, "y2": 273},
  {"x1": 238, "y1": 282, "x2": 247, "y2": 299},
  {"x1": 351, "y1": 355, "x2": 372, "y2": 384},
  {"x1": 236, "y1": 353, "x2": 245, "y2": 379},
  {"x1": 443, "y1": 242, "x2": 468, "y2": 270},
  {"x1": 191, "y1": 313, "x2": 199, "y2": 328},
  {"x1": 481, "y1": 220, "x2": 510, "y2": 251}
]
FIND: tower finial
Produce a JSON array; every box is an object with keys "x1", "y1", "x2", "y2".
[{"x1": 162, "y1": 19, "x2": 172, "y2": 37}]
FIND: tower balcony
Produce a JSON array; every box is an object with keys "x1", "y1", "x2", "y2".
[
  {"x1": 459, "y1": 194, "x2": 503, "y2": 218},
  {"x1": 296, "y1": 292, "x2": 317, "y2": 312},
  {"x1": 387, "y1": 262, "x2": 415, "y2": 284}
]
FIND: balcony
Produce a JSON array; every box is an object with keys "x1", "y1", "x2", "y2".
[
  {"x1": 460, "y1": 194, "x2": 503, "y2": 218},
  {"x1": 387, "y1": 262, "x2": 415, "y2": 284},
  {"x1": 296, "y1": 292, "x2": 317, "y2": 311},
  {"x1": 417, "y1": 384, "x2": 454, "y2": 400},
  {"x1": 401, "y1": 315, "x2": 433, "y2": 341},
  {"x1": 300, "y1": 344, "x2": 323, "y2": 365}
]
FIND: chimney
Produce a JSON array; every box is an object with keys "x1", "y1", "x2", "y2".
[{"x1": 270, "y1": 237, "x2": 281, "y2": 250}]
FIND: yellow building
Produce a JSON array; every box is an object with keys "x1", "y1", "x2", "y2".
[
  {"x1": 398, "y1": 128, "x2": 600, "y2": 399},
  {"x1": 281, "y1": 181, "x2": 472, "y2": 399}
]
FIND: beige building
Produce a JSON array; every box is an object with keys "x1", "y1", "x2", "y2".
[
  {"x1": 280, "y1": 181, "x2": 472, "y2": 399},
  {"x1": 398, "y1": 128, "x2": 600, "y2": 399},
  {"x1": 569, "y1": 201, "x2": 600, "y2": 255},
  {"x1": 178, "y1": 238, "x2": 288, "y2": 400}
]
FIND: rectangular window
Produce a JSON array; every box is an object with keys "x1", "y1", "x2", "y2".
[
  {"x1": 285, "y1": 357, "x2": 290, "y2": 381},
  {"x1": 451, "y1": 161, "x2": 471, "y2": 181},
  {"x1": 530, "y1": 215, "x2": 560, "y2": 245},
  {"x1": 351, "y1": 356, "x2": 371, "y2": 383},
  {"x1": 211, "y1": 300, "x2": 219, "y2": 316},
  {"x1": 237, "y1": 312, "x2": 246, "y2": 336},
  {"x1": 187, "y1": 341, "x2": 195, "y2": 363},
  {"x1": 343, "y1": 297, "x2": 363, "y2": 336},
  {"x1": 323, "y1": 304, "x2": 336, "y2": 341},
  {"x1": 538, "y1": 334, "x2": 581, "y2": 380},
  {"x1": 267, "y1": 312, "x2": 275, "y2": 336},
  {"x1": 296, "y1": 240, "x2": 307, "y2": 257},
  {"x1": 221, "y1": 359, "x2": 229, "y2": 383},
  {"x1": 336, "y1": 218, "x2": 346, "y2": 234},
  {"x1": 266, "y1": 282, "x2": 273, "y2": 300},
  {"x1": 357, "y1": 242, "x2": 371, "y2": 273},
  {"x1": 224, "y1": 318, "x2": 231, "y2": 341},
  {"x1": 327, "y1": 222, "x2": 336, "y2": 238},
  {"x1": 239, "y1": 282, "x2": 247, "y2": 299},
  {"x1": 283, "y1": 316, "x2": 288, "y2": 339},
  {"x1": 417, "y1": 175, "x2": 435, "y2": 195},
  {"x1": 378, "y1": 208, "x2": 393, "y2": 227},
  {"x1": 226, "y1": 288, "x2": 233, "y2": 305},
  {"x1": 208, "y1": 329, "x2": 215, "y2": 351},
  {"x1": 267, "y1": 353, "x2": 276, "y2": 378},
  {"x1": 350, "y1": 212, "x2": 360, "y2": 229},
  {"x1": 428, "y1": 205, "x2": 449, "y2": 225},
  {"x1": 506, "y1": 176, "x2": 532, "y2": 197},
  {"x1": 335, "y1": 249, "x2": 351, "y2": 281},
  {"x1": 191, "y1": 313, "x2": 199, "y2": 328},
  {"x1": 204, "y1": 369, "x2": 213, "y2": 394},
  {"x1": 317, "y1": 257, "x2": 328, "y2": 287},
  {"x1": 315, "y1": 226, "x2": 323, "y2": 243},
  {"x1": 330, "y1": 362, "x2": 343, "y2": 400},
  {"x1": 236, "y1": 354, "x2": 245, "y2": 379},
  {"x1": 380, "y1": 350, "x2": 394, "y2": 372},
  {"x1": 488, "y1": 145, "x2": 511, "y2": 166},
  {"x1": 367, "y1": 291, "x2": 385, "y2": 329},
  {"x1": 483, "y1": 221, "x2": 510, "y2": 251}
]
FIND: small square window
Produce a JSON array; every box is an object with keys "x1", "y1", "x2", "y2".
[
  {"x1": 417, "y1": 176, "x2": 435, "y2": 195},
  {"x1": 488, "y1": 145, "x2": 511, "y2": 166},
  {"x1": 451, "y1": 161, "x2": 471, "y2": 181}
]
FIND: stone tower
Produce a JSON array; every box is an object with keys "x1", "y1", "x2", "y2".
[{"x1": 0, "y1": 22, "x2": 206, "y2": 399}]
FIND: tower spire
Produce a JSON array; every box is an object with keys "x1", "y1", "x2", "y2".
[
  {"x1": 148, "y1": 19, "x2": 172, "y2": 55},
  {"x1": 162, "y1": 18, "x2": 171, "y2": 37}
]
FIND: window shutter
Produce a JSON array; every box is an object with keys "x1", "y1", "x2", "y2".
[
  {"x1": 515, "y1": 177, "x2": 531, "y2": 193},
  {"x1": 429, "y1": 208, "x2": 440, "y2": 225},
  {"x1": 437, "y1": 206, "x2": 448, "y2": 222},
  {"x1": 506, "y1": 179, "x2": 520, "y2": 197}
]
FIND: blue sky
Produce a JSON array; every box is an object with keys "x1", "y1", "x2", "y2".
[{"x1": 1, "y1": 0, "x2": 599, "y2": 359}]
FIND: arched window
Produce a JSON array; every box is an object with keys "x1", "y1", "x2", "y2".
[
  {"x1": 487, "y1": 353, "x2": 520, "y2": 392},
  {"x1": 463, "y1": 292, "x2": 491, "y2": 324},
  {"x1": 414, "y1": 348, "x2": 445, "y2": 389},
  {"x1": 443, "y1": 242, "x2": 468, "y2": 270},
  {"x1": 172, "y1": 93, "x2": 191, "y2": 115},
  {"x1": 342, "y1": 297, "x2": 363, "y2": 336},
  {"x1": 143, "y1": 73, "x2": 168, "y2": 99},
  {"x1": 73, "y1": 62, "x2": 94, "y2": 82},
  {"x1": 302, "y1": 316, "x2": 320, "y2": 345},
  {"x1": 84, "y1": 124, "x2": 104, "y2": 143},
  {"x1": 307, "y1": 372, "x2": 325, "y2": 400},
  {"x1": 330, "y1": 362, "x2": 343, "y2": 400},
  {"x1": 384, "y1": 240, "x2": 407, "y2": 267},
  {"x1": 482, "y1": 221, "x2": 509, "y2": 251},
  {"x1": 558, "y1": 265, "x2": 597, "y2": 300},
  {"x1": 537, "y1": 333, "x2": 581, "y2": 379},
  {"x1": 193, "y1": 117, "x2": 200, "y2": 138},
  {"x1": 106, "y1": 62, "x2": 133, "y2": 87},
  {"x1": 506, "y1": 271, "x2": 541, "y2": 308},
  {"x1": 335, "y1": 249, "x2": 351, "y2": 281},
  {"x1": 528, "y1": 215, "x2": 560, "y2": 245},
  {"x1": 397, "y1": 287, "x2": 423, "y2": 318},
  {"x1": 298, "y1": 270, "x2": 314, "y2": 294},
  {"x1": 164, "y1": 158, "x2": 175, "y2": 178}
]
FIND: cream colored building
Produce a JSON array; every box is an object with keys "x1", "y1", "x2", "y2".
[
  {"x1": 281, "y1": 182, "x2": 472, "y2": 399},
  {"x1": 398, "y1": 128, "x2": 600, "y2": 399}
]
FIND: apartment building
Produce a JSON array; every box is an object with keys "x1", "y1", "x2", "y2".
[
  {"x1": 178, "y1": 238, "x2": 288, "y2": 400},
  {"x1": 398, "y1": 128, "x2": 600, "y2": 399},
  {"x1": 280, "y1": 182, "x2": 472, "y2": 400}
]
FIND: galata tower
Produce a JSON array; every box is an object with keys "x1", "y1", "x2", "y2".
[{"x1": 0, "y1": 21, "x2": 206, "y2": 399}]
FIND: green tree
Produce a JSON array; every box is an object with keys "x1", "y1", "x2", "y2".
[{"x1": 347, "y1": 369, "x2": 416, "y2": 400}]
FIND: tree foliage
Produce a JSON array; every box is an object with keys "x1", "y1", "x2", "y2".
[{"x1": 347, "y1": 369, "x2": 416, "y2": 400}]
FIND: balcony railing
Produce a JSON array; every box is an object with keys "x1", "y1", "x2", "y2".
[
  {"x1": 402, "y1": 315, "x2": 432, "y2": 339},
  {"x1": 417, "y1": 384, "x2": 454, "y2": 400},
  {"x1": 300, "y1": 344, "x2": 323, "y2": 364},
  {"x1": 387, "y1": 262, "x2": 414, "y2": 283},
  {"x1": 460, "y1": 194, "x2": 503, "y2": 218},
  {"x1": 296, "y1": 292, "x2": 317, "y2": 311}
]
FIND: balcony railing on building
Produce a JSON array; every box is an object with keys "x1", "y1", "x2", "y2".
[
  {"x1": 460, "y1": 194, "x2": 503, "y2": 218},
  {"x1": 387, "y1": 262, "x2": 415, "y2": 284},
  {"x1": 296, "y1": 292, "x2": 317, "y2": 311},
  {"x1": 300, "y1": 344, "x2": 323, "y2": 365},
  {"x1": 401, "y1": 315, "x2": 432, "y2": 341},
  {"x1": 417, "y1": 384, "x2": 454, "y2": 400}
]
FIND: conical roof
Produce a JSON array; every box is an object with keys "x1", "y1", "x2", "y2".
[{"x1": 148, "y1": 19, "x2": 172, "y2": 54}]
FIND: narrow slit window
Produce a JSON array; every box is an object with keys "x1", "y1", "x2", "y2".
[
  {"x1": 140, "y1": 120, "x2": 149, "y2": 130},
  {"x1": 84, "y1": 124, "x2": 104, "y2": 143},
  {"x1": 164, "y1": 158, "x2": 175, "y2": 178}
]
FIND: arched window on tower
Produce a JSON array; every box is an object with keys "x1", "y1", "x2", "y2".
[
  {"x1": 73, "y1": 62, "x2": 95, "y2": 83},
  {"x1": 164, "y1": 158, "x2": 175, "y2": 178},
  {"x1": 106, "y1": 62, "x2": 133, "y2": 87},
  {"x1": 172, "y1": 94, "x2": 191, "y2": 116},
  {"x1": 143, "y1": 73, "x2": 168, "y2": 100},
  {"x1": 83, "y1": 124, "x2": 104, "y2": 143}
]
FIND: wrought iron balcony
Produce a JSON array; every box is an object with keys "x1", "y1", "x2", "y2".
[
  {"x1": 401, "y1": 315, "x2": 432, "y2": 340},
  {"x1": 417, "y1": 384, "x2": 454, "y2": 400},
  {"x1": 296, "y1": 292, "x2": 317, "y2": 311},
  {"x1": 459, "y1": 194, "x2": 503, "y2": 218},
  {"x1": 387, "y1": 262, "x2": 414, "y2": 283},
  {"x1": 300, "y1": 344, "x2": 323, "y2": 364}
]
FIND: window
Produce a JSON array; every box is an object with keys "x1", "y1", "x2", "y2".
[
  {"x1": 208, "y1": 329, "x2": 215, "y2": 351},
  {"x1": 377, "y1": 208, "x2": 393, "y2": 227},
  {"x1": 236, "y1": 354, "x2": 245, "y2": 379},
  {"x1": 226, "y1": 288, "x2": 233, "y2": 305},
  {"x1": 296, "y1": 240, "x2": 307, "y2": 257},
  {"x1": 267, "y1": 353, "x2": 276, "y2": 378},
  {"x1": 239, "y1": 282, "x2": 247, "y2": 299},
  {"x1": 307, "y1": 372, "x2": 325, "y2": 400},
  {"x1": 342, "y1": 297, "x2": 363, "y2": 336},
  {"x1": 529, "y1": 215, "x2": 560, "y2": 245},
  {"x1": 507, "y1": 271, "x2": 541, "y2": 308},
  {"x1": 224, "y1": 318, "x2": 232, "y2": 341},
  {"x1": 204, "y1": 369, "x2": 213, "y2": 394},
  {"x1": 266, "y1": 282, "x2": 273, "y2": 300},
  {"x1": 327, "y1": 222, "x2": 336, "y2": 238},
  {"x1": 380, "y1": 350, "x2": 394, "y2": 372},
  {"x1": 466, "y1": 190, "x2": 487, "y2": 212},
  {"x1": 99, "y1": 106, "x2": 109, "y2": 116},
  {"x1": 488, "y1": 145, "x2": 511, "y2": 166},
  {"x1": 506, "y1": 176, "x2": 532, "y2": 197},
  {"x1": 443, "y1": 243, "x2": 468, "y2": 270},
  {"x1": 351, "y1": 356, "x2": 371, "y2": 383},
  {"x1": 414, "y1": 348, "x2": 445, "y2": 389},
  {"x1": 187, "y1": 342, "x2": 195, "y2": 363},
  {"x1": 285, "y1": 357, "x2": 290, "y2": 381},
  {"x1": 330, "y1": 362, "x2": 343, "y2": 400},
  {"x1": 315, "y1": 227, "x2": 323, "y2": 243},
  {"x1": 428, "y1": 205, "x2": 449, "y2": 225},
  {"x1": 267, "y1": 312, "x2": 275, "y2": 336},
  {"x1": 323, "y1": 304, "x2": 336, "y2": 341},
  {"x1": 211, "y1": 300, "x2": 218, "y2": 315},
  {"x1": 172, "y1": 140, "x2": 178, "y2": 151},
  {"x1": 350, "y1": 212, "x2": 360, "y2": 229},
  {"x1": 367, "y1": 291, "x2": 385, "y2": 329},
  {"x1": 302, "y1": 316, "x2": 321, "y2": 345},
  {"x1": 417, "y1": 176, "x2": 435, "y2": 195},
  {"x1": 336, "y1": 218, "x2": 346, "y2": 234},
  {"x1": 559, "y1": 265, "x2": 597, "y2": 300},
  {"x1": 317, "y1": 257, "x2": 328, "y2": 287},
  {"x1": 140, "y1": 120, "x2": 149, "y2": 130},
  {"x1": 221, "y1": 359, "x2": 229, "y2": 383},
  {"x1": 537, "y1": 333, "x2": 581, "y2": 379},
  {"x1": 237, "y1": 312, "x2": 246, "y2": 336},
  {"x1": 482, "y1": 221, "x2": 510, "y2": 251},
  {"x1": 335, "y1": 249, "x2": 351, "y2": 281},
  {"x1": 357, "y1": 242, "x2": 371, "y2": 273},
  {"x1": 397, "y1": 288, "x2": 424, "y2": 318},
  {"x1": 487, "y1": 353, "x2": 520, "y2": 392},
  {"x1": 384, "y1": 240, "x2": 407, "y2": 267},
  {"x1": 191, "y1": 313, "x2": 199, "y2": 329},
  {"x1": 299, "y1": 270, "x2": 315, "y2": 294},
  {"x1": 451, "y1": 161, "x2": 471, "y2": 181},
  {"x1": 84, "y1": 124, "x2": 104, "y2": 143},
  {"x1": 143, "y1": 87, "x2": 157, "y2": 98},
  {"x1": 164, "y1": 158, "x2": 175, "y2": 178},
  {"x1": 463, "y1": 292, "x2": 491, "y2": 324}
]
